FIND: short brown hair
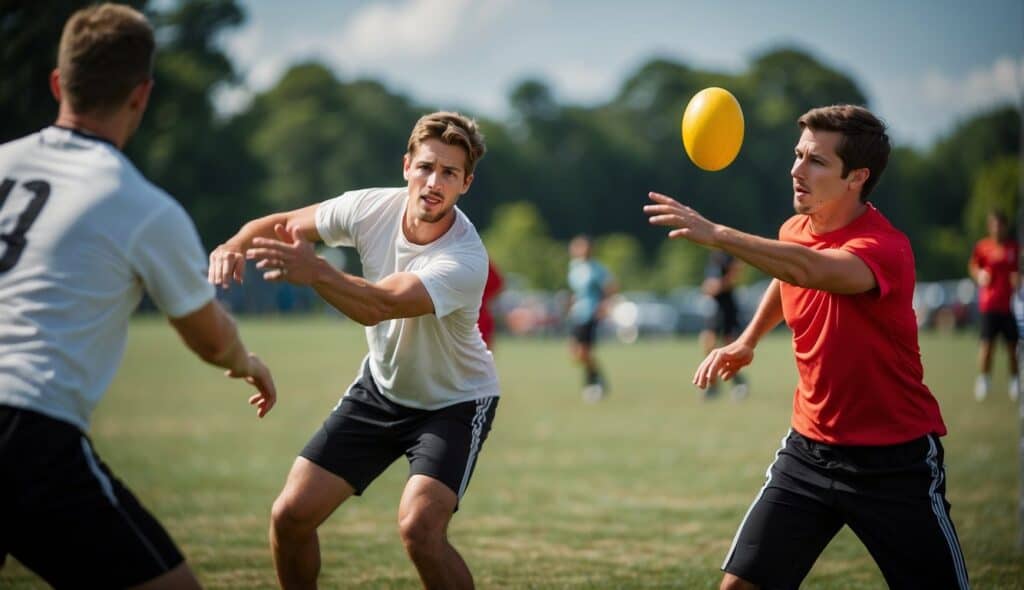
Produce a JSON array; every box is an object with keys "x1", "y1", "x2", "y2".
[
  {"x1": 407, "y1": 112, "x2": 487, "y2": 175},
  {"x1": 798, "y1": 105, "x2": 891, "y2": 200},
  {"x1": 58, "y1": 3, "x2": 155, "y2": 115}
]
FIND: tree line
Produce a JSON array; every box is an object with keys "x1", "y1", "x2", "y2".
[{"x1": 3, "y1": 0, "x2": 1020, "y2": 292}]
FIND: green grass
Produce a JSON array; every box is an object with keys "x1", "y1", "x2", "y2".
[{"x1": 3, "y1": 318, "x2": 1022, "y2": 588}]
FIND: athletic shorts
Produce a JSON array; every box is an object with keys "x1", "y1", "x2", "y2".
[
  {"x1": 0, "y1": 405, "x2": 185, "y2": 588},
  {"x1": 705, "y1": 296, "x2": 740, "y2": 337},
  {"x1": 979, "y1": 311, "x2": 1018, "y2": 343},
  {"x1": 570, "y1": 318, "x2": 599, "y2": 347},
  {"x1": 300, "y1": 359, "x2": 498, "y2": 502},
  {"x1": 722, "y1": 430, "x2": 969, "y2": 590}
]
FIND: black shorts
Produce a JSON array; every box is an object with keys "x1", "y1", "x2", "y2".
[
  {"x1": 0, "y1": 405, "x2": 185, "y2": 588},
  {"x1": 722, "y1": 430, "x2": 969, "y2": 590},
  {"x1": 570, "y1": 318, "x2": 599, "y2": 346},
  {"x1": 300, "y1": 359, "x2": 498, "y2": 502},
  {"x1": 980, "y1": 311, "x2": 1018, "y2": 342},
  {"x1": 705, "y1": 296, "x2": 740, "y2": 337}
]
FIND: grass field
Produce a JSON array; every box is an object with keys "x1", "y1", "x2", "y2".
[{"x1": 2, "y1": 317, "x2": 1022, "y2": 589}]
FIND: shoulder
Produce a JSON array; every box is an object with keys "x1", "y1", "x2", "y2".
[{"x1": 778, "y1": 214, "x2": 807, "y2": 240}]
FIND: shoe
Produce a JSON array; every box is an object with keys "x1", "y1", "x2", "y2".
[
  {"x1": 582, "y1": 384, "x2": 605, "y2": 403},
  {"x1": 1010, "y1": 376, "x2": 1020, "y2": 402},
  {"x1": 974, "y1": 375, "x2": 990, "y2": 401}
]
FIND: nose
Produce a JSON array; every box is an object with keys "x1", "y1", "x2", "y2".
[
  {"x1": 791, "y1": 157, "x2": 805, "y2": 180},
  {"x1": 426, "y1": 170, "x2": 441, "y2": 188}
]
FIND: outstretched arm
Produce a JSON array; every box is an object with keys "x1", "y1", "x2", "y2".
[
  {"x1": 209, "y1": 203, "x2": 321, "y2": 288},
  {"x1": 644, "y1": 192, "x2": 876, "y2": 294},
  {"x1": 246, "y1": 225, "x2": 435, "y2": 325},
  {"x1": 693, "y1": 279, "x2": 784, "y2": 388},
  {"x1": 168, "y1": 300, "x2": 276, "y2": 417}
]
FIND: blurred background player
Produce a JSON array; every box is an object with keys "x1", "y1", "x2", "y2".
[
  {"x1": 645, "y1": 105, "x2": 967, "y2": 589},
  {"x1": 968, "y1": 209, "x2": 1020, "y2": 401},
  {"x1": 566, "y1": 234, "x2": 617, "y2": 402},
  {"x1": 0, "y1": 5, "x2": 276, "y2": 588},
  {"x1": 700, "y1": 250, "x2": 748, "y2": 400},
  {"x1": 478, "y1": 259, "x2": 504, "y2": 350}
]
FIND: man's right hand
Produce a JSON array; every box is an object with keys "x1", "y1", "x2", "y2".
[
  {"x1": 226, "y1": 352, "x2": 277, "y2": 418},
  {"x1": 209, "y1": 245, "x2": 246, "y2": 288},
  {"x1": 694, "y1": 341, "x2": 754, "y2": 389}
]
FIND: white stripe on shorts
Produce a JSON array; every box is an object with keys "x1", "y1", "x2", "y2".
[
  {"x1": 925, "y1": 435, "x2": 970, "y2": 589},
  {"x1": 721, "y1": 429, "x2": 791, "y2": 570},
  {"x1": 457, "y1": 397, "x2": 494, "y2": 499},
  {"x1": 80, "y1": 437, "x2": 170, "y2": 571}
]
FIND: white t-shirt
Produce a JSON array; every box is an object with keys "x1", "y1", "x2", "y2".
[
  {"x1": 0, "y1": 127, "x2": 215, "y2": 431},
  {"x1": 315, "y1": 187, "x2": 499, "y2": 409}
]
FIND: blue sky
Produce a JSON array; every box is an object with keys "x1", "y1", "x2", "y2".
[{"x1": 216, "y1": 0, "x2": 1023, "y2": 148}]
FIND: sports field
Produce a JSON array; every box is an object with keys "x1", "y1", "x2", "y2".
[{"x1": 2, "y1": 317, "x2": 1021, "y2": 589}]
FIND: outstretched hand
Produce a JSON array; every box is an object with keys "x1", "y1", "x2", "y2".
[
  {"x1": 208, "y1": 244, "x2": 246, "y2": 288},
  {"x1": 247, "y1": 224, "x2": 319, "y2": 285},
  {"x1": 225, "y1": 353, "x2": 277, "y2": 418},
  {"x1": 643, "y1": 192, "x2": 719, "y2": 246},
  {"x1": 694, "y1": 340, "x2": 754, "y2": 389}
]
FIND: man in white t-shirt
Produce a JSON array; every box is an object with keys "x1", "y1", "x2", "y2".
[
  {"x1": 0, "y1": 5, "x2": 276, "y2": 589},
  {"x1": 210, "y1": 111, "x2": 499, "y2": 590}
]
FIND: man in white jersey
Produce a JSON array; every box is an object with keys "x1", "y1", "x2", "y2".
[
  {"x1": 210, "y1": 111, "x2": 499, "y2": 590},
  {"x1": 0, "y1": 5, "x2": 276, "y2": 589}
]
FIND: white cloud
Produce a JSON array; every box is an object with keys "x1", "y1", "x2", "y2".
[
  {"x1": 872, "y1": 55, "x2": 1023, "y2": 146},
  {"x1": 543, "y1": 60, "x2": 619, "y2": 104},
  {"x1": 327, "y1": 0, "x2": 518, "y2": 66}
]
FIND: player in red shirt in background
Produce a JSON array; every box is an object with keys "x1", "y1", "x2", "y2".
[
  {"x1": 968, "y1": 210, "x2": 1020, "y2": 401},
  {"x1": 644, "y1": 105, "x2": 967, "y2": 589},
  {"x1": 478, "y1": 260, "x2": 504, "y2": 350}
]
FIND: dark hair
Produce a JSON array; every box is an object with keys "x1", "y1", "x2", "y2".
[
  {"x1": 58, "y1": 3, "x2": 155, "y2": 115},
  {"x1": 798, "y1": 105, "x2": 891, "y2": 201},
  {"x1": 407, "y1": 111, "x2": 487, "y2": 175}
]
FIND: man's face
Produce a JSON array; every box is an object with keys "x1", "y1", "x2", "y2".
[
  {"x1": 790, "y1": 128, "x2": 864, "y2": 216},
  {"x1": 403, "y1": 138, "x2": 473, "y2": 224}
]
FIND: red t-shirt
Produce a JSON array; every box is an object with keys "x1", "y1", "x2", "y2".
[
  {"x1": 477, "y1": 261, "x2": 504, "y2": 349},
  {"x1": 779, "y1": 204, "x2": 947, "y2": 445},
  {"x1": 970, "y1": 237, "x2": 1019, "y2": 313}
]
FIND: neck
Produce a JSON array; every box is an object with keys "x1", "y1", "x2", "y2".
[
  {"x1": 808, "y1": 199, "x2": 868, "y2": 234},
  {"x1": 402, "y1": 208, "x2": 456, "y2": 245},
  {"x1": 54, "y1": 108, "x2": 125, "y2": 149}
]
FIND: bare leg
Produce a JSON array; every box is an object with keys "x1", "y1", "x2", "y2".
[
  {"x1": 719, "y1": 572, "x2": 759, "y2": 590},
  {"x1": 978, "y1": 340, "x2": 994, "y2": 374},
  {"x1": 398, "y1": 475, "x2": 472, "y2": 590},
  {"x1": 270, "y1": 457, "x2": 354, "y2": 590},
  {"x1": 1008, "y1": 339, "x2": 1019, "y2": 376},
  {"x1": 129, "y1": 562, "x2": 202, "y2": 590}
]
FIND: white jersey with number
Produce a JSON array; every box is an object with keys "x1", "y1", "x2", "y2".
[
  {"x1": 316, "y1": 187, "x2": 499, "y2": 409},
  {"x1": 0, "y1": 127, "x2": 215, "y2": 431}
]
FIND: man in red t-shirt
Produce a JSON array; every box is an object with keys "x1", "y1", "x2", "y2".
[
  {"x1": 478, "y1": 259, "x2": 504, "y2": 350},
  {"x1": 644, "y1": 105, "x2": 967, "y2": 589},
  {"x1": 968, "y1": 210, "x2": 1019, "y2": 401}
]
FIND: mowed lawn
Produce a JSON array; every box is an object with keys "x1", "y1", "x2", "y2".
[{"x1": 2, "y1": 317, "x2": 1022, "y2": 589}]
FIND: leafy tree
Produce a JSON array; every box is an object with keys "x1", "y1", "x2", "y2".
[
  {"x1": 965, "y1": 156, "x2": 1020, "y2": 239},
  {"x1": 482, "y1": 201, "x2": 566, "y2": 289}
]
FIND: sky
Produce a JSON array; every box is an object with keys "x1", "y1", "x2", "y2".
[{"x1": 215, "y1": 0, "x2": 1024, "y2": 148}]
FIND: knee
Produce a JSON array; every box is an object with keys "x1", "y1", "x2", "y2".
[
  {"x1": 271, "y1": 495, "x2": 318, "y2": 538},
  {"x1": 720, "y1": 573, "x2": 758, "y2": 590},
  {"x1": 398, "y1": 510, "x2": 444, "y2": 557}
]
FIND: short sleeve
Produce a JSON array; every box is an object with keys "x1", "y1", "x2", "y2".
[
  {"x1": 130, "y1": 201, "x2": 215, "y2": 318},
  {"x1": 413, "y1": 249, "x2": 487, "y2": 319},
  {"x1": 315, "y1": 189, "x2": 367, "y2": 247},
  {"x1": 841, "y1": 232, "x2": 908, "y2": 299}
]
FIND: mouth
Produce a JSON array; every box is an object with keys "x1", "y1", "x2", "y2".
[
  {"x1": 420, "y1": 193, "x2": 443, "y2": 207},
  {"x1": 793, "y1": 185, "x2": 810, "y2": 198}
]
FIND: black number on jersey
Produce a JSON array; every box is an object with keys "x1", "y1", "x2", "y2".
[{"x1": 0, "y1": 177, "x2": 52, "y2": 272}]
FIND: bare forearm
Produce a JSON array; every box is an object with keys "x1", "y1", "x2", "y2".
[
  {"x1": 226, "y1": 213, "x2": 293, "y2": 251},
  {"x1": 712, "y1": 226, "x2": 819, "y2": 287},
  {"x1": 736, "y1": 279, "x2": 784, "y2": 349},
  {"x1": 310, "y1": 258, "x2": 396, "y2": 325}
]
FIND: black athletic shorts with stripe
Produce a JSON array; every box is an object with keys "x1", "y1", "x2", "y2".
[
  {"x1": 722, "y1": 430, "x2": 969, "y2": 590},
  {"x1": 0, "y1": 405, "x2": 185, "y2": 588},
  {"x1": 301, "y1": 358, "x2": 498, "y2": 503}
]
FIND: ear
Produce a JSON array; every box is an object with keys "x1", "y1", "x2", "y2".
[
  {"x1": 49, "y1": 69, "x2": 62, "y2": 102},
  {"x1": 128, "y1": 78, "x2": 154, "y2": 112},
  {"x1": 848, "y1": 167, "x2": 870, "y2": 192},
  {"x1": 460, "y1": 172, "x2": 474, "y2": 195},
  {"x1": 402, "y1": 153, "x2": 411, "y2": 181}
]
